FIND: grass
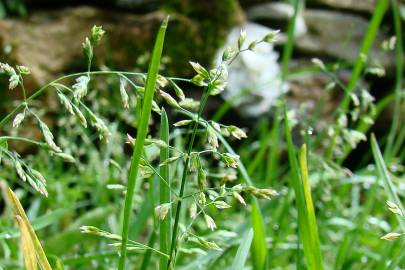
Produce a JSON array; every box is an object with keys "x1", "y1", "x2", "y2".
[
  {"x1": 284, "y1": 107, "x2": 323, "y2": 270},
  {"x1": 159, "y1": 108, "x2": 171, "y2": 270},
  {"x1": 118, "y1": 17, "x2": 169, "y2": 270},
  {"x1": 0, "y1": 2, "x2": 404, "y2": 270}
]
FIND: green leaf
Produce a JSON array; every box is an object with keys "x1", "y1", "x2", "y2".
[
  {"x1": 284, "y1": 105, "x2": 323, "y2": 270},
  {"x1": 118, "y1": 16, "x2": 169, "y2": 270},
  {"x1": 371, "y1": 134, "x2": 405, "y2": 231},
  {"x1": 231, "y1": 228, "x2": 254, "y2": 270},
  {"x1": 299, "y1": 144, "x2": 324, "y2": 268},
  {"x1": 0, "y1": 138, "x2": 8, "y2": 164}
]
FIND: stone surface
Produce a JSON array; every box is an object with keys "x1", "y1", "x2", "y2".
[
  {"x1": 217, "y1": 22, "x2": 287, "y2": 117},
  {"x1": 247, "y1": 2, "x2": 307, "y2": 39},
  {"x1": 0, "y1": 7, "x2": 163, "y2": 89},
  {"x1": 0, "y1": 1, "x2": 243, "y2": 92},
  {"x1": 297, "y1": 9, "x2": 394, "y2": 68},
  {"x1": 308, "y1": 0, "x2": 376, "y2": 13}
]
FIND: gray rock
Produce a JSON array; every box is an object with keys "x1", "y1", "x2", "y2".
[
  {"x1": 0, "y1": 2, "x2": 242, "y2": 91},
  {"x1": 308, "y1": 0, "x2": 376, "y2": 13},
  {"x1": 247, "y1": 2, "x2": 307, "y2": 39},
  {"x1": 0, "y1": 6, "x2": 164, "y2": 89},
  {"x1": 297, "y1": 9, "x2": 394, "y2": 68}
]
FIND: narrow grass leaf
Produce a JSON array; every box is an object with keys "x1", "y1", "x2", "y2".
[
  {"x1": 118, "y1": 16, "x2": 169, "y2": 270},
  {"x1": 299, "y1": 144, "x2": 324, "y2": 268},
  {"x1": 340, "y1": 0, "x2": 389, "y2": 111},
  {"x1": 16, "y1": 215, "x2": 37, "y2": 270},
  {"x1": 231, "y1": 228, "x2": 254, "y2": 270},
  {"x1": 284, "y1": 106, "x2": 323, "y2": 270},
  {"x1": 385, "y1": 0, "x2": 404, "y2": 159},
  {"x1": 7, "y1": 188, "x2": 52, "y2": 270},
  {"x1": 371, "y1": 134, "x2": 405, "y2": 231}
]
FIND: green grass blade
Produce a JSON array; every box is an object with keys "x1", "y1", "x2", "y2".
[
  {"x1": 340, "y1": 0, "x2": 389, "y2": 111},
  {"x1": 280, "y1": 0, "x2": 300, "y2": 80},
  {"x1": 371, "y1": 134, "x2": 405, "y2": 231},
  {"x1": 250, "y1": 200, "x2": 267, "y2": 270},
  {"x1": 385, "y1": 0, "x2": 404, "y2": 159},
  {"x1": 118, "y1": 16, "x2": 169, "y2": 270},
  {"x1": 284, "y1": 106, "x2": 323, "y2": 270},
  {"x1": 299, "y1": 144, "x2": 323, "y2": 268},
  {"x1": 216, "y1": 133, "x2": 267, "y2": 270},
  {"x1": 159, "y1": 108, "x2": 171, "y2": 270},
  {"x1": 141, "y1": 231, "x2": 157, "y2": 270},
  {"x1": 231, "y1": 228, "x2": 254, "y2": 270}
]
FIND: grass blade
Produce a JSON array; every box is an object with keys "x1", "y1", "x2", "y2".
[
  {"x1": 385, "y1": 0, "x2": 404, "y2": 159},
  {"x1": 118, "y1": 16, "x2": 169, "y2": 270},
  {"x1": 231, "y1": 228, "x2": 254, "y2": 270},
  {"x1": 250, "y1": 204, "x2": 266, "y2": 270},
  {"x1": 299, "y1": 144, "x2": 323, "y2": 268},
  {"x1": 284, "y1": 106, "x2": 323, "y2": 270},
  {"x1": 371, "y1": 134, "x2": 405, "y2": 231},
  {"x1": 340, "y1": 0, "x2": 389, "y2": 111},
  {"x1": 7, "y1": 188, "x2": 52, "y2": 270},
  {"x1": 159, "y1": 108, "x2": 171, "y2": 269},
  {"x1": 17, "y1": 215, "x2": 38, "y2": 270},
  {"x1": 216, "y1": 132, "x2": 267, "y2": 270}
]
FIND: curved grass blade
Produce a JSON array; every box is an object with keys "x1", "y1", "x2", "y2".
[
  {"x1": 7, "y1": 188, "x2": 52, "y2": 270},
  {"x1": 231, "y1": 228, "x2": 254, "y2": 270},
  {"x1": 299, "y1": 144, "x2": 323, "y2": 268},
  {"x1": 16, "y1": 215, "x2": 37, "y2": 270},
  {"x1": 371, "y1": 134, "x2": 405, "y2": 231},
  {"x1": 118, "y1": 16, "x2": 169, "y2": 270},
  {"x1": 284, "y1": 106, "x2": 323, "y2": 270}
]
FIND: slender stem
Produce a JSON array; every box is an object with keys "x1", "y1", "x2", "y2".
[
  {"x1": 0, "y1": 70, "x2": 188, "y2": 130},
  {"x1": 0, "y1": 136, "x2": 47, "y2": 147},
  {"x1": 167, "y1": 85, "x2": 211, "y2": 269}
]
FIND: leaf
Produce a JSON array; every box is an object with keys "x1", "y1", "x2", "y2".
[
  {"x1": 299, "y1": 144, "x2": 324, "y2": 268},
  {"x1": 284, "y1": 106, "x2": 323, "y2": 270},
  {"x1": 16, "y1": 215, "x2": 37, "y2": 270},
  {"x1": 7, "y1": 188, "x2": 52, "y2": 270},
  {"x1": 371, "y1": 134, "x2": 405, "y2": 231},
  {"x1": 231, "y1": 228, "x2": 254, "y2": 270},
  {"x1": 0, "y1": 138, "x2": 8, "y2": 163},
  {"x1": 118, "y1": 16, "x2": 169, "y2": 270}
]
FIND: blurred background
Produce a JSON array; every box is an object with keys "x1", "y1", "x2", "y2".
[
  {"x1": 0, "y1": 0, "x2": 398, "y2": 129},
  {"x1": 1, "y1": 1, "x2": 405, "y2": 269}
]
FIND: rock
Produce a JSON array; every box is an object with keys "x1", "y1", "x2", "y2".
[
  {"x1": 0, "y1": 7, "x2": 164, "y2": 90},
  {"x1": 217, "y1": 22, "x2": 287, "y2": 117},
  {"x1": 297, "y1": 9, "x2": 394, "y2": 69},
  {"x1": 247, "y1": 3, "x2": 394, "y2": 70},
  {"x1": 0, "y1": 1, "x2": 243, "y2": 92},
  {"x1": 307, "y1": 0, "x2": 376, "y2": 13},
  {"x1": 247, "y1": 2, "x2": 307, "y2": 39}
]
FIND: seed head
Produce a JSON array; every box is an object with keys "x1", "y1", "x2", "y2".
[
  {"x1": 204, "y1": 214, "x2": 217, "y2": 231},
  {"x1": 381, "y1": 232, "x2": 403, "y2": 241},
  {"x1": 155, "y1": 203, "x2": 171, "y2": 220}
]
